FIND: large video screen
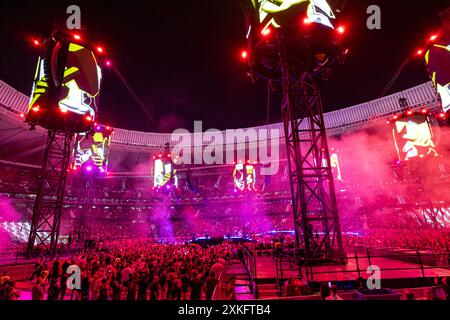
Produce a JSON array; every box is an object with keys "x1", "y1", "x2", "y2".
[
  {"x1": 28, "y1": 57, "x2": 47, "y2": 112},
  {"x1": 233, "y1": 163, "x2": 257, "y2": 192},
  {"x1": 153, "y1": 158, "x2": 178, "y2": 189},
  {"x1": 425, "y1": 35, "x2": 450, "y2": 113},
  {"x1": 392, "y1": 114, "x2": 438, "y2": 161},
  {"x1": 58, "y1": 43, "x2": 102, "y2": 116},
  {"x1": 28, "y1": 41, "x2": 102, "y2": 123},
  {"x1": 250, "y1": 0, "x2": 336, "y2": 30},
  {"x1": 246, "y1": 165, "x2": 257, "y2": 191},
  {"x1": 330, "y1": 153, "x2": 343, "y2": 181},
  {"x1": 233, "y1": 163, "x2": 245, "y2": 192},
  {"x1": 73, "y1": 126, "x2": 111, "y2": 173}
]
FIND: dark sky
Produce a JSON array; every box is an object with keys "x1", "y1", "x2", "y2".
[{"x1": 0, "y1": 0, "x2": 448, "y2": 132}]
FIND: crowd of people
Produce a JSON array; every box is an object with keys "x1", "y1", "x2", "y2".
[
  {"x1": 1, "y1": 161, "x2": 450, "y2": 272},
  {"x1": 16, "y1": 240, "x2": 242, "y2": 301},
  {"x1": 0, "y1": 272, "x2": 21, "y2": 300}
]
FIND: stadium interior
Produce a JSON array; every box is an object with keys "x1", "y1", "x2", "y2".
[{"x1": 0, "y1": 1, "x2": 450, "y2": 303}]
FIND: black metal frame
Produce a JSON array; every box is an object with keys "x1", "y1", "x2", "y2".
[
  {"x1": 242, "y1": 245, "x2": 258, "y2": 299},
  {"x1": 74, "y1": 177, "x2": 95, "y2": 246},
  {"x1": 279, "y1": 38, "x2": 345, "y2": 261},
  {"x1": 274, "y1": 248, "x2": 450, "y2": 296},
  {"x1": 26, "y1": 131, "x2": 73, "y2": 256}
]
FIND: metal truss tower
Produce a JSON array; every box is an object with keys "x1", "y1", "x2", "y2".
[
  {"x1": 74, "y1": 178, "x2": 95, "y2": 246},
  {"x1": 279, "y1": 42, "x2": 346, "y2": 262},
  {"x1": 27, "y1": 131, "x2": 73, "y2": 256}
]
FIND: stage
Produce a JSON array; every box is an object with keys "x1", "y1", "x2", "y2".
[{"x1": 254, "y1": 248, "x2": 450, "y2": 283}]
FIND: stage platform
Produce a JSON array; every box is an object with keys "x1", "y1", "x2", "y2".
[{"x1": 254, "y1": 250, "x2": 450, "y2": 283}]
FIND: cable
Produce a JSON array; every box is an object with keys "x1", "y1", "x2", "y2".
[
  {"x1": 111, "y1": 67, "x2": 160, "y2": 131},
  {"x1": 379, "y1": 56, "x2": 411, "y2": 98}
]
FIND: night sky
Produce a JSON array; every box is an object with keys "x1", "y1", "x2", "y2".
[{"x1": 0, "y1": 0, "x2": 448, "y2": 132}]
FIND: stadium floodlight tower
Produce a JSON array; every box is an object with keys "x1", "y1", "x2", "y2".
[
  {"x1": 25, "y1": 28, "x2": 106, "y2": 256},
  {"x1": 239, "y1": 0, "x2": 348, "y2": 262}
]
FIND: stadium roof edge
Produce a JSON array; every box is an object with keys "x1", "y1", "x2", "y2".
[{"x1": 0, "y1": 79, "x2": 440, "y2": 150}]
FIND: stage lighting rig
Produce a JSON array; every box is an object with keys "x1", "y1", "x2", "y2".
[
  {"x1": 239, "y1": 0, "x2": 348, "y2": 80},
  {"x1": 239, "y1": 0, "x2": 347, "y2": 261},
  {"x1": 26, "y1": 28, "x2": 111, "y2": 256},
  {"x1": 25, "y1": 29, "x2": 111, "y2": 133}
]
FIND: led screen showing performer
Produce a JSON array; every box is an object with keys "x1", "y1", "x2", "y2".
[
  {"x1": 330, "y1": 152, "x2": 343, "y2": 181},
  {"x1": 233, "y1": 163, "x2": 245, "y2": 192},
  {"x1": 392, "y1": 114, "x2": 438, "y2": 161},
  {"x1": 29, "y1": 43, "x2": 101, "y2": 117},
  {"x1": 57, "y1": 43, "x2": 102, "y2": 117},
  {"x1": 27, "y1": 32, "x2": 103, "y2": 132},
  {"x1": 233, "y1": 163, "x2": 257, "y2": 192},
  {"x1": 73, "y1": 125, "x2": 112, "y2": 173},
  {"x1": 425, "y1": 34, "x2": 450, "y2": 113},
  {"x1": 153, "y1": 155, "x2": 178, "y2": 189},
  {"x1": 322, "y1": 151, "x2": 342, "y2": 181},
  {"x1": 250, "y1": 0, "x2": 336, "y2": 31},
  {"x1": 246, "y1": 165, "x2": 257, "y2": 191}
]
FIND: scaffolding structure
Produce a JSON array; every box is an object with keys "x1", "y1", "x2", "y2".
[
  {"x1": 279, "y1": 39, "x2": 345, "y2": 261},
  {"x1": 27, "y1": 131, "x2": 73, "y2": 255}
]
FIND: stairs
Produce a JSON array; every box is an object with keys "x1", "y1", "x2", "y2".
[
  {"x1": 0, "y1": 263, "x2": 35, "y2": 282},
  {"x1": 226, "y1": 259, "x2": 256, "y2": 300},
  {"x1": 256, "y1": 283, "x2": 279, "y2": 299}
]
